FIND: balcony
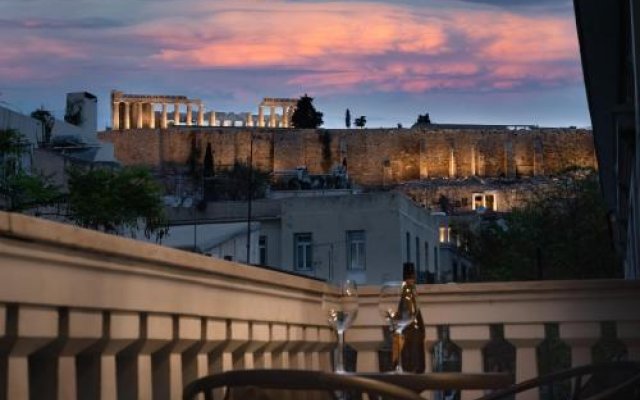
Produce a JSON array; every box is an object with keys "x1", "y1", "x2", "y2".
[{"x1": 1, "y1": 211, "x2": 639, "y2": 400}]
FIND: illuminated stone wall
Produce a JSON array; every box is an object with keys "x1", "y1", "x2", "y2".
[{"x1": 98, "y1": 127, "x2": 596, "y2": 185}]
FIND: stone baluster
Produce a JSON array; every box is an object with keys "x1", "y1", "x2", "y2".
[
  {"x1": 505, "y1": 324, "x2": 545, "y2": 400},
  {"x1": 559, "y1": 322, "x2": 600, "y2": 367},
  {"x1": 451, "y1": 325, "x2": 491, "y2": 400},
  {"x1": 316, "y1": 327, "x2": 334, "y2": 372},
  {"x1": 287, "y1": 325, "x2": 306, "y2": 369},
  {"x1": 269, "y1": 106, "x2": 276, "y2": 127},
  {"x1": 152, "y1": 316, "x2": 202, "y2": 400},
  {"x1": 2, "y1": 306, "x2": 58, "y2": 400},
  {"x1": 258, "y1": 106, "x2": 264, "y2": 128},
  {"x1": 124, "y1": 103, "x2": 131, "y2": 130},
  {"x1": 112, "y1": 102, "x2": 120, "y2": 130},
  {"x1": 136, "y1": 103, "x2": 143, "y2": 129},
  {"x1": 186, "y1": 104, "x2": 193, "y2": 127},
  {"x1": 299, "y1": 327, "x2": 319, "y2": 370},
  {"x1": 81, "y1": 311, "x2": 139, "y2": 400},
  {"x1": 266, "y1": 324, "x2": 289, "y2": 369},
  {"x1": 618, "y1": 321, "x2": 640, "y2": 360},
  {"x1": 161, "y1": 103, "x2": 168, "y2": 129},
  {"x1": 197, "y1": 104, "x2": 204, "y2": 126},
  {"x1": 349, "y1": 326, "x2": 383, "y2": 372},
  {"x1": 224, "y1": 321, "x2": 249, "y2": 371},
  {"x1": 242, "y1": 322, "x2": 269, "y2": 369},
  {"x1": 116, "y1": 313, "x2": 172, "y2": 400},
  {"x1": 174, "y1": 103, "x2": 180, "y2": 126},
  {"x1": 149, "y1": 104, "x2": 155, "y2": 129}
]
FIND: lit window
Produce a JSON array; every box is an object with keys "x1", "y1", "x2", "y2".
[
  {"x1": 259, "y1": 235, "x2": 267, "y2": 265},
  {"x1": 439, "y1": 226, "x2": 447, "y2": 243},
  {"x1": 347, "y1": 230, "x2": 366, "y2": 270},
  {"x1": 294, "y1": 233, "x2": 313, "y2": 271}
]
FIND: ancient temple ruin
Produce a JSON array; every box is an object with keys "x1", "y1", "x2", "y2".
[
  {"x1": 111, "y1": 91, "x2": 299, "y2": 130},
  {"x1": 257, "y1": 98, "x2": 298, "y2": 128}
]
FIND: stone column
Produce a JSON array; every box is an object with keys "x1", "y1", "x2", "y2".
[
  {"x1": 349, "y1": 326, "x2": 383, "y2": 372},
  {"x1": 161, "y1": 103, "x2": 168, "y2": 129},
  {"x1": 112, "y1": 102, "x2": 120, "y2": 130},
  {"x1": 136, "y1": 103, "x2": 143, "y2": 129},
  {"x1": 269, "y1": 106, "x2": 276, "y2": 127},
  {"x1": 449, "y1": 147, "x2": 457, "y2": 178},
  {"x1": 559, "y1": 322, "x2": 600, "y2": 367},
  {"x1": 124, "y1": 102, "x2": 131, "y2": 129},
  {"x1": 505, "y1": 324, "x2": 545, "y2": 400},
  {"x1": 258, "y1": 106, "x2": 264, "y2": 127},
  {"x1": 197, "y1": 103, "x2": 204, "y2": 126},
  {"x1": 471, "y1": 146, "x2": 477, "y2": 176},
  {"x1": 209, "y1": 111, "x2": 216, "y2": 127},
  {"x1": 617, "y1": 321, "x2": 640, "y2": 360},
  {"x1": 245, "y1": 113, "x2": 252, "y2": 127},
  {"x1": 282, "y1": 106, "x2": 289, "y2": 128},
  {"x1": 451, "y1": 325, "x2": 491, "y2": 400},
  {"x1": 186, "y1": 103, "x2": 193, "y2": 127},
  {"x1": 174, "y1": 103, "x2": 180, "y2": 125},
  {"x1": 149, "y1": 103, "x2": 155, "y2": 129}
]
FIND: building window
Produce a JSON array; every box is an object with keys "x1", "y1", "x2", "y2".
[
  {"x1": 434, "y1": 245, "x2": 439, "y2": 282},
  {"x1": 406, "y1": 232, "x2": 411, "y2": 262},
  {"x1": 259, "y1": 235, "x2": 267, "y2": 265},
  {"x1": 415, "y1": 236, "x2": 420, "y2": 269},
  {"x1": 294, "y1": 233, "x2": 313, "y2": 271},
  {"x1": 424, "y1": 242, "x2": 429, "y2": 270},
  {"x1": 439, "y1": 226, "x2": 451, "y2": 243},
  {"x1": 347, "y1": 230, "x2": 366, "y2": 270},
  {"x1": 472, "y1": 192, "x2": 498, "y2": 211}
]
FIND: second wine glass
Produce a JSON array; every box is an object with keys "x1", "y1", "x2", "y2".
[{"x1": 323, "y1": 280, "x2": 358, "y2": 373}]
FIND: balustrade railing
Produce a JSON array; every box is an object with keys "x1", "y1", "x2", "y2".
[{"x1": 1, "y1": 211, "x2": 639, "y2": 400}]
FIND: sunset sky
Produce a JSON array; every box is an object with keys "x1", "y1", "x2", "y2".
[{"x1": 0, "y1": 0, "x2": 590, "y2": 129}]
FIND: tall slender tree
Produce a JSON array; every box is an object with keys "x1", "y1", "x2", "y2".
[
  {"x1": 291, "y1": 94, "x2": 323, "y2": 128},
  {"x1": 345, "y1": 109, "x2": 351, "y2": 128}
]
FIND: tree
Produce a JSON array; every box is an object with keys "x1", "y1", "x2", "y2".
[
  {"x1": 203, "y1": 142, "x2": 215, "y2": 178},
  {"x1": 291, "y1": 94, "x2": 323, "y2": 129},
  {"x1": 30, "y1": 107, "x2": 55, "y2": 144},
  {"x1": 416, "y1": 113, "x2": 432, "y2": 125},
  {"x1": 0, "y1": 129, "x2": 61, "y2": 211},
  {"x1": 214, "y1": 162, "x2": 270, "y2": 201},
  {"x1": 66, "y1": 166, "x2": 168, "y2": 239},
  {"x1": 354, "y1": 116, "x2": 367, "y2": 128},
  {"x1": 458, "y1": 170, "x2": 620, "y2": 281},
  {"x1": 203, "y1": 142, "x2": 216, "y2": 201},
  {"x1": 345, "y1": 109, "x2": 351, "y2": 128}
]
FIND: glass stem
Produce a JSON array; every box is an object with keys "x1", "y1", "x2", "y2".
[
  {"x1": 335, "y1": 330, "x2": 345, "y2": 373},
  {"x1": 395, "y1": 329, "x2": 404, "y2": 373}
]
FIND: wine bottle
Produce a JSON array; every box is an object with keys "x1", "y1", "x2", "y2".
[{"x1": 393, "y1": 262, "x2": 426, "y2": 372}]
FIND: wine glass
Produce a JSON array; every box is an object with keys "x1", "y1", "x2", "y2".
[
  {"x1": 379, "y1": 281, "x2": 418, "y2": 373},
  {"x1": 322, "y1": 280, "x2": 359, "y2": 373}
]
